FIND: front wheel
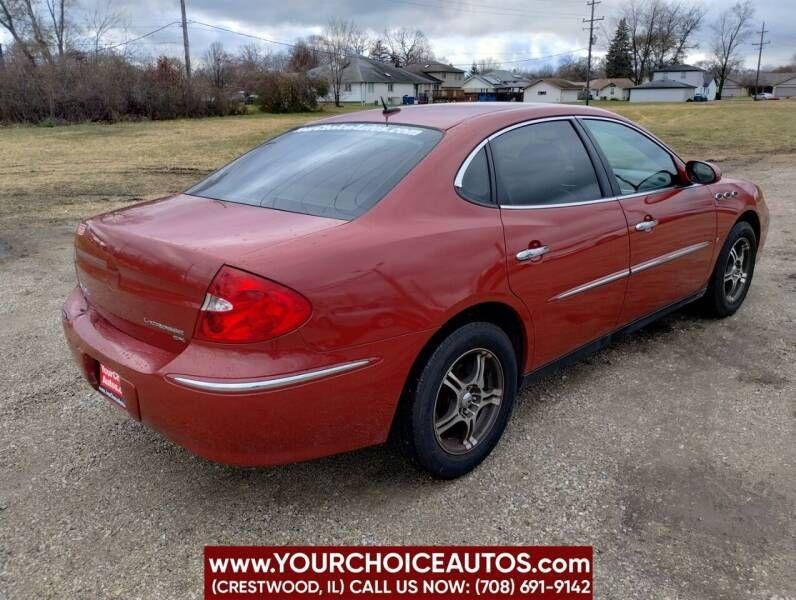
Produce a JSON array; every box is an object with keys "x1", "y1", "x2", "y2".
[
  {"x1": 398, "y1": 322, "x2": 518, "y2": 479},
  {"x1": 701, "y1": 221, "x2": 757, "y2": 317}
]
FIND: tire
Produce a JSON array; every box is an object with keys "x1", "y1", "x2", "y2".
[
  {"x1": 398, "y1": 322, "x2": 518, "y2": 479},
  {"x1": 701, "y1": 221, "x2": 757, "y2": 317}
]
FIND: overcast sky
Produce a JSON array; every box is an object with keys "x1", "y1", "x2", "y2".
[{"x1": 3, "y1": 0, "x2": 795, "y2": 70}]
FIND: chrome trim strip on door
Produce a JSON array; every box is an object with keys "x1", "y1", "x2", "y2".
[
  {"x1": 170, "y1": 359, "x2": 375, "y2": 393},
  {"x1": 498, "y1": 186, "x2": 688, "y2": 210},
  {"x1": 630, "y1": 241, "x2": 712, "y2": 274},
  {"x1": 550, "y1": 268, "x2": 630, "y2": 301}
]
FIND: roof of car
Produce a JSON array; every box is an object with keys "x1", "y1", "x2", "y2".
[{"x1": 317, "y1": 102, "x2": 624, "y2": 131}]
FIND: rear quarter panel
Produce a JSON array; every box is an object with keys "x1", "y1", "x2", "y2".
[{"x1": 231, "y1": 129, "x2": 530, "y2": 358}]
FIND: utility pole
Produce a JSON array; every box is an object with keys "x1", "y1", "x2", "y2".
[
  {"x1": 583, "y1": 0, "x2": 603, "y2": 106},
  {"x1": 179, "y1": 0, "x2": 192, "y2": 85},
  {"x1": 752, "y1": 22, "x2": 769, "y2": 100},
  {"x1": 0, "y1": 43, "x2": 4, "y2": 69}
]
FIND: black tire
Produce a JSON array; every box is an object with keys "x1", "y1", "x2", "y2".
[
  {"x1": 398, "y1": 322, "x2": 518, "y2": 479},
  {"x1": 701, "y1": 221, "x2": 757, "y2": 317}
]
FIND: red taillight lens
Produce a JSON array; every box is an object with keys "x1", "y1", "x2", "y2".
[{"x1": 195, "y1": 266, "x2": 311, "y2": 344}]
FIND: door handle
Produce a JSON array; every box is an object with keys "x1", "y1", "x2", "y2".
[
  {"x1": 516, "y1": 246, "x2": 549, "y2": 262},
  {"x1": 635, "y1": 219, "x2": 658, "y2": 232}
]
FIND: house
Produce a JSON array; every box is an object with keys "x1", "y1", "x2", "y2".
[
  {"x1": 652, "y1": 64, "x2": 717, "y2": 100},
  {"x1": 403, "y1": 62, "x2": 466, "y2": 102},
  {"x1": 747, "y1": 72, "x2": 796, "y2": 98},
  {"x1": 722, "y1": 76, "x2": 747, "y2": 98},
  {"x1": 308, "y1": 55, "x2": 435, "y2": 105},
  {"x1": 588, "y1": 78, "x2": 634, "y2": 101},
  {"x1": 719, "y1": 72, "x2": 796, "y2": 98},
  {"x1": 523, "y1": 78, "x2": 584, "y2": 103},
  {"x1": 629, "y1": 79, "x2": 696, "y2": 102},
  {"x1": 462, "y1": 70, "x2": 531, "y2": 101}
]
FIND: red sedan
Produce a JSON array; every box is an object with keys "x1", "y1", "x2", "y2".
[{"x1": 62, "y1": 103, "x2": 768, "y2": 478}]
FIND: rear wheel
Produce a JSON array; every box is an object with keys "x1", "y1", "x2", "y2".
[
  {"x1": 398, "y1": 322, "x2": 517, "y2": 479},
  {"x1": 701, "y1": 221, "x2": 757, "y2": 317}
]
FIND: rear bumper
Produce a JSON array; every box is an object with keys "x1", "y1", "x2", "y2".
[{"x1": 61, "y1": 287, "x2": 425, "y2": 465}]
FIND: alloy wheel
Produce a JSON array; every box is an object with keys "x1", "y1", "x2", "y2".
[
  {"x1": 724, "y1": 237, "x2": 751, "y2": 304},
  {"x1": 433, "y1": 348, "x2": 504, "y2": 456}
]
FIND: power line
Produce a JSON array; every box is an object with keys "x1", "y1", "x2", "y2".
[{"x1": 101, "y1": 22, "x2": 180, "y2": 51}]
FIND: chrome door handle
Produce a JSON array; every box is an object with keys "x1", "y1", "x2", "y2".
[
  {"x1": 516, "y1": 246, "x2": 549, "y2": 262},
  {"x1": 635, "y1": 219, "x2": 658, "y2": 232}
]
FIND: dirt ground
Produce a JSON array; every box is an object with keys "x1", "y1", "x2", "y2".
[{"x1": 0, "y1": 142, "x2": 794, "y2": 597}]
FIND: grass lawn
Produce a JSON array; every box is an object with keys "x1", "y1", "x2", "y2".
[{"x1": 1, "y1": 99, "x2": 794, "y2": 222}]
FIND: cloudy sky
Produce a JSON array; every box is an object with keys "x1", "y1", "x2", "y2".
[{"x1": 3, "y1": 0, "x2": 795, "y2": 70}]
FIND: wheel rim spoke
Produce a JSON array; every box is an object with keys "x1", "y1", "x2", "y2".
[{"x1": 442, "y1": 371, "x2": 466, "y2": 395}]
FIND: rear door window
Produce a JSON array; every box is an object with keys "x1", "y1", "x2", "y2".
[
  {"x1": 187, "y1": 123, "x2": 443, "y2": 220},
  {"x1": 490, "y1": 120, "x2": 602, "y2": 207}
]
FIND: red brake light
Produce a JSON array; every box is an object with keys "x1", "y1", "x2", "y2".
[{"x1": 195, "y1": 266, "x2": 311, "y2": 344}]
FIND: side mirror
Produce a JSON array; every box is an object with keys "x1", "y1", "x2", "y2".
[{"x1": 686, "y1": 160, "x2": 721, "y2": 185}]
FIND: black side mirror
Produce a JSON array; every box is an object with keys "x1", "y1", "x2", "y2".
[{"x1": 686, "y1": 160, "x2": 721, "y2": 185}]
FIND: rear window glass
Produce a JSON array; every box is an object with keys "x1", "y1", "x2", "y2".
[{"x1": 186, "y1": 123, "x2": 443, "y2": 220}]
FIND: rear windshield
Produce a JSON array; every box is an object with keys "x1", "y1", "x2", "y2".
[{"x1": 186, "y1": 123, "x2": 443, "y2": 220}]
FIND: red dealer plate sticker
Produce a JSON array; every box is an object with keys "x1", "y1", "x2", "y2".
[
  {"x1": 99, "y1": 363, "x2": 125, "y2": 407},
  {"x1": 204, "y1": 546, "x2": 593, "y2": 599}
]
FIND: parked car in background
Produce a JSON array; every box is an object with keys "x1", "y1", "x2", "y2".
[
  {"x1": 62, "y1": 103, "x2": 769, "y2": 478},
  {"x1": 754, "y1": 92, "x2": 778, "y2": 100}
]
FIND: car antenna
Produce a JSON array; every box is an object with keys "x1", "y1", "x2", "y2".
[{"x1": 380, "y1": 96, "x2": 400, "y2": 125}]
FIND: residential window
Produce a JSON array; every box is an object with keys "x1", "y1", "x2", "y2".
[
  {"x1": 456, "y1": 73, "x2": 463, "y2": 81},
  {"x1": 387, "y1": 83, "x2": 394, "y2": 92},
  {"x1": 368, "y1": 82, "x2": 375, "y2": 93},
  {"x1": 344, "y1": 83, "x2": 352, "y2": 92},
  {"x1": 681, "y1": 72, "x2": 686, "y2": 79},
  {"x1": 537, "y1": 90, "x2": 547, "y2": 95},
  {"x1": 582, "y1": 119, "x2": 678, "y2": 194},
  {"x1": 490, "y1": 121, "x2": 601, "y2": 207},
  {"x1": 610, "y1": 87, "x2": 615, "y2": 96}
]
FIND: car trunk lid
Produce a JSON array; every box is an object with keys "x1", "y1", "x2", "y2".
[{"x1": 75, "y1": 194, "x2": 342, "y2": 350}]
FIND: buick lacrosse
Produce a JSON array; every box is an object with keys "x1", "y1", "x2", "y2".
[{"x1": 62, "y1": 103, "x2": 768, "y2": 478}]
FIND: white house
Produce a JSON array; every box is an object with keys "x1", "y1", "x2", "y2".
[
  {"x1": 308, "y1": 55, "x2": 434, "y2": 105},
  {"x1": 652, "y1": 64, "x2": 717, "y2": 100},
  {"x1": 523, "y1": 78, "x2": 583, "y2": 103},
  {"x1": 589, "y1": 78, "x2": 634, "y2": 101},
  {"x1": 629, "y1": 79, "x2": 696, "y2": 102}
]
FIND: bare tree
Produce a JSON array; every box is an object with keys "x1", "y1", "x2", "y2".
[
  {"x1": 288, "y1": 38, "x2": 319, "y2": 72},
  {"x1": 473, "y1": 57, "x2": 501, "y2": 74},
  {"x1": 623, "y1": 0, "x2": 704, "y2": 84},
  {"x1": 205, "y1": 40, "x2": 231, "y2": 90},
  {"x1": 383, "y1": 27, "x2": 432, "y2": 67},
  {"x1": 0, "y1": 0, "x2": 39, "y2": 64},
  {"x1": 369, "y1": 38, "x2": 390, "y2": 63},
  {"x1": 84, "y1": 0, "x2": 126, "y2": 55},
  {"x1": 319, "y1": 18, "x2": 355, "y2": 107},
  {"x1": 45, "y1": 0, "x2": 65, "y2": 57},
  {"x1": 711, "y1": 1, "x2": 754, "y2": 99},
  {"x1": 348, "y1": 23, "x2": 370, "y2": 56}
]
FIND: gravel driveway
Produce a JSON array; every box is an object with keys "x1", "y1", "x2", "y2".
[{"x1": 1, "y1": 155, "x2": 794, "y2": 599}]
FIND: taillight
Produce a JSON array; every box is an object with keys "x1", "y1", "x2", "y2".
[{"x1": 195, "y1": 266, "x2": 311, "y2": 344}]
